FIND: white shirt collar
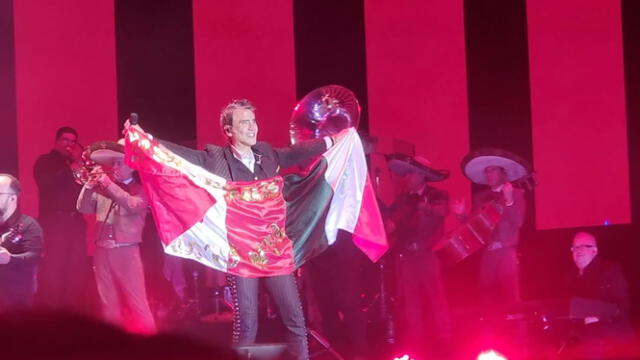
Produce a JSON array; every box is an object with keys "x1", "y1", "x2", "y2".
[
  {"x1": 230, "y1": 144, "x2": 253, "y2": 159},
  {"x1": 230, "y1": 144, "x2": 256, "y2": 172}
]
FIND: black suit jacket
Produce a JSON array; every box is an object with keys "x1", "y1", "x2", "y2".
[
  {"x1": 160, "y1": 139, "x2": 327, "y2": 182},
  {"x1": 566, "y1": 256, "x2": 631, "y2": 321}
]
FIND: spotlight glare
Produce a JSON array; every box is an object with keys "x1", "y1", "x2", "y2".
[
  {"x1": 392, "y1": 354, "x2": 416, "y2": 360},
  {"x1": 477, "y1": 349, "x2": 507, "y2": 360}
]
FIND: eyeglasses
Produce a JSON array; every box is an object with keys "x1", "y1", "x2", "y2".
[{"x1": 571, "y1": 245, "x2": 596, "y2": 251}]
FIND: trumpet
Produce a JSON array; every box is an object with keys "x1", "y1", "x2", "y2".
[
  {"x1": 73, "y1": 166, "x2": 112, "y2": 186},
  {"x1": 73, "y1": 140, "x2": 124, "y2": 185},
  {"x1": 72, "y1": 148, "x2": 111, "y2": 185}
]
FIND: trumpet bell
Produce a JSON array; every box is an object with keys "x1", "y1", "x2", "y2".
[
  {"x1": 290, "y1": 85, "x2": 360, "y2": 143},
  {"x1": 73, "y1": 140, "x2": 123, "y2": 185}
]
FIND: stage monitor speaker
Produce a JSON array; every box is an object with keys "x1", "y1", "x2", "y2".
[{"x1": 233, "y1": 343, "x2": 287, "y2": 359}]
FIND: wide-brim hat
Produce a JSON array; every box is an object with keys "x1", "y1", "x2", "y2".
[
  {"x1": 461, "y1": 148, "x2": 532, "y2": 185},
  {"x1": 86, "y1": 140, "x2": 124, "y2": 165},
  {"x1": 386, "y1": 153, "x2": 449, "y2": 182}
]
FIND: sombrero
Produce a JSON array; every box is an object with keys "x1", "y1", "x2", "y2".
[
  {"x1": 85, "y1": 140, "x2": 124, "y2": 165},
  {"x1": 386, "y1": 153, "x2": 449, "y2": 182},
  {"x1": 461, "y1": 148, "x2": 532, "y2": 185}
]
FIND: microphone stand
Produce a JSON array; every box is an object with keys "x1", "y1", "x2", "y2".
[{"x1": 373, "y1": 168, "x2": 396, "y2": 345}]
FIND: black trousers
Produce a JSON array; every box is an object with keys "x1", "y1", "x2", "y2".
[
  {"x1": 479, "y1": 247, "x2": 520, "y2": 313},
  {"x1": 306, "y1": 233, "x2": 368, "y2": 357},
  {"x1": 229, "y1": 273, "x2": 309, "y2": 360},
  {"x1": 37, "y1": 212, "x2": 91, "y2": 312}
]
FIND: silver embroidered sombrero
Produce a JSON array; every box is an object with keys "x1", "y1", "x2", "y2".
[
  {"x1": 461, "y1": 148, "x2": 532, "y2": 185},
  {"x1": 86, "y1": 140, "x2": 124, "y2": 165}
]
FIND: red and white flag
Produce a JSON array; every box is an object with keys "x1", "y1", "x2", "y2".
[{"x1": 124, "y1": 126, "x2": 387, "y2": 277}]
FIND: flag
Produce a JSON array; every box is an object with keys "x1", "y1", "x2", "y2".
[{"x1": 124, "y1": 126, "x2": 387, "y2": 277}]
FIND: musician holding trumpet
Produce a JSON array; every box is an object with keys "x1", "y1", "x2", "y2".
[
  {"x1": 76, "y1": 141, "x2": 156, "y2": 334},
  {"x1": 33, "y1": 126, "x2": 90, "y2": 312}
]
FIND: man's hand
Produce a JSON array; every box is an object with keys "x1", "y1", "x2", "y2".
[
  {"x1": 331, "y1": 128, "x2": 350, "y2": 147},
  {"x1": 96, "y1": 169, "x2": 113, "y2": 189},
  {"x1": 0, "y1": 248, "x2": 11, "y2": 264},
  {"x1": 85, "y1": 166, "x2": 110, "y2": 189},
  {"x1": 584, "y1": 316, "x2": 600, "y2": 325},
  {"x1": 84, "y1": 166, "x2": 101, "y2": 189},
  {"x1": 124, "y1": 120, "x2": 144, "y2": 133},
  {"x1": 503, "y1": 182, "x2": 514, "y2": 205},
  {"x1": 451, "y1": 198, "x2": 466, "y2": 216}
]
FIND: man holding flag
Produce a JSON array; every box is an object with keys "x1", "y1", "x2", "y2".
[{"x1": 126, "y1": 99, "x2": 386, "y2": 360}]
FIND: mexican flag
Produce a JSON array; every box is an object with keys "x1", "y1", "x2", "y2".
[{"x1": 124, "y1": 126, "x2": 387, "y2": 277}]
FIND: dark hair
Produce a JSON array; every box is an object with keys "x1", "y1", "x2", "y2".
[
  {"x1": 219, "y1": 99, "x2": 256, "y2": 134},
  {"x1": 55, "y1": 126, "x2": 78, "y2": 140},
  {"x1": 0, "y1": 173, "x2": 20, "y2": 195}
]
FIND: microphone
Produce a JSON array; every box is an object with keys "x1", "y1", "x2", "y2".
[{"x1": 129, "y1": 113, "x2": 139, "y2": 125}]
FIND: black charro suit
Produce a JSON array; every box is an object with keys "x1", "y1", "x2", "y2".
[{"x1": 161, "y1": 138, "x2": 327, "y2": 360}]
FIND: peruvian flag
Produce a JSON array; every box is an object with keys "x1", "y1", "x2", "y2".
[{"x1": 124, "y1": 126, "x2": 387, "y2": 277}]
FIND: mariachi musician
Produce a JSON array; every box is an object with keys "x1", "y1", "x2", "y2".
[
  {"x1": 0, "y1": 174, "x2": 43, "y2": 310},
  {"x1": 452, "y1": 148, "x2": 531, "y2": 315},
  {"x1": 76, "y1": 141, "x2": 156, "y2": 333},
  {"x1": 385, "y1": 154, "x2": 451, "y2": 356}
]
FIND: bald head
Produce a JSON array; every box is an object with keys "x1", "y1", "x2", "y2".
[
  {"x1": 0, "y1": 174, "x2": 20, "y2": 195},
  {"x1": 573, "y1": 232, "x2": 596, "y2": 246},
  {"x1": 0, "y1": 174, "x2": 19, "y2": 223},
  {"x1": 571, "y1": 232, "x2": 598, "y2": 272},
  {"x1": 0, "y1": 175, "x2": 10, "y2": 187}
]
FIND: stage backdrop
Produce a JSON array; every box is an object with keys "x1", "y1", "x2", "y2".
[{"x1": 1, "y1": 0, "x2": 638, "y2": 318}]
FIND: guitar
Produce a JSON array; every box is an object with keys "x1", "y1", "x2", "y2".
[
  {"x1": 433, "y1": 202, "x2": 502, "y2": 265},
  {"x1": 0, "y1": 223, "x2": 24, "y2": 249}
]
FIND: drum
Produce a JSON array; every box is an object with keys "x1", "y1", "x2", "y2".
[{"x1": 433, "y1": 202, "x2": 502, "y2": 265}]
